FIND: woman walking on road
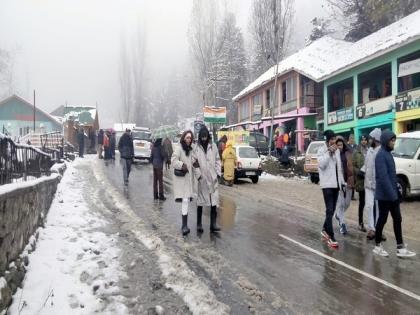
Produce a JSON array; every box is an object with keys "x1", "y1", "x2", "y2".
[
  {"x1": 151, "y1": 138, "x2": 166, "y2": 200},
  {"x1": 193, "y1": 126, "x2": 222, "y2": 233},
  {"x1": 317, "y1": 130, "x2": 345, "y2": 248},
  {"x1": 353, "y1": 135, "x2": 368, "y2": 232},
  {"x1": 222, "y1": 141, "x2": 237, "y2": 186},
  {"x1": 372, "y1": 130, "x2": 416, "y2": 258},
  {"x1": 171, "y1": 130, "x2": 195, "y2": 235}
]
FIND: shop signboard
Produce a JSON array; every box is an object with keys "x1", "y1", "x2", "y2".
[
  {"x1": 217, "y1": 130, "x2": 250, "y2": 145},
  {"x1": 356, "y1": 96, "x2": 393, "y2": 118},
  {"x1": 327, "y1": 111, "x2": 337, "y2": 124},
  {"x1": 253, "y1": 104, "x2": 262, "y2": 115},
  {"x1": 395, "y1": 89, "x2": 420, "y2": 112},
  {"x1": 328, "y1": 107, "x2": 353, "y2": 125}
]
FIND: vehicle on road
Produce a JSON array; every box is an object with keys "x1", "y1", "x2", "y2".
[
  {"x1": 249, "y1": 131, "x2": 270, "y2": 156},
  {"x1": 132, "y1": 127, "x2": 152, "y2": 162},
  {"x1": 392, "y1": 131, "x2": 420, "y2": 199},
  {"x1": 304, "y1": 140, "x2": 325, "y2": 184},
  {"x1": 234, "y1": 145, "x2": 262, "y2": 183}
]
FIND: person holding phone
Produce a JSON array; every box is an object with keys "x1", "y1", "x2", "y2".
[{"x1": 317, "y1": 130, "x2": 345, "y2": 248}]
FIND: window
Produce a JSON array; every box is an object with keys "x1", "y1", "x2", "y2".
[
  {"x1": 282, "y1": 77, "x2": 297, "y2": 103},
  {"x1": 328, "y1": 78, "x2": 353, "y2": 112},
  {"x1": 238, "y1": 147, "x2": 259, "y2": 158},
  {"x1": 132, "y1": 131, "x2": 151, "y2": 141},
  {"x1": 398, "y1": 50, "x2": 420, "y2": 93},
  {"x1": 239, "y1": 100, "x2": 249, "y2": 121},
  {"x1": 266, "y1": 87, "x2": 274, "y2": 108},
  {"x1": 393, "y1": 138, "x2": 420, "y2": 159},
  {"x1": 253, "y1": 94, "x2": 262, "y2": 119},
  {"x1": 358, "y1": 63, "x2": 392, "y2": 104}
]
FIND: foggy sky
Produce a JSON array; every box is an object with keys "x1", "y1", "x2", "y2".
[{"x1": 0, "y1": 0, "x2": 327, "y2": 127}]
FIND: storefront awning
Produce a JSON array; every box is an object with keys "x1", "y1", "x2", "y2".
[{"x1": 399, "y1": 58, "x2": 420, "y2": 77}]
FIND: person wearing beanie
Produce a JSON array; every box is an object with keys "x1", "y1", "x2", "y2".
[
  {"x1": 353, "y1": 135, "x2": 369, "y2": 232},
  {"x1": 317, "y1": 130, "x2": 345, "y2": 248},
  {"x1": 364, "y1": 128, "x2": 381, "y2": 240},
  {"x1": 372, "y1": 130, "x2": 416, "y2": 258}
]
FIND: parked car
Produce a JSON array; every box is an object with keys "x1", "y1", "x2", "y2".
[
  {"x1": 234, "y1": 145, "x2": 262, "y2": 183},
  {"x1": 304, "y1": 140, "x2": 325, "y2": 184},
  {"x1": 132, "y1": 127, "x2": 152, "y2": 162},
  {"x1": 392, "y1": 131, "x2": 420, "y2": 199},
  {"x1": 249, "y1": 131, "x2": 270, "y2": 156}
]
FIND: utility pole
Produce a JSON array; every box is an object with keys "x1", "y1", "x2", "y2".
[
  {"x1": 268, "y1": 0, "x2": 279, "y2": 157},
  {"x1": 33, "y1": 90, "x2": 36, "y2": 132}
]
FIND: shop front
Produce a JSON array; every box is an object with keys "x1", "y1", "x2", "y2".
[{"x1": 395, "y1": 88, "x2": 420, "y2": 134}]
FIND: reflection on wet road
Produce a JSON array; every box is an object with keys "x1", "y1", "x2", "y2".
[{"x1": 99, "y1": 160, "x2": 420, "y2": 314}]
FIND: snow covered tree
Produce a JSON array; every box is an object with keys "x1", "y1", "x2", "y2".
[
  {"x1": 248, "y1": 0, "x2": 295, "y2": 79},
  {"x1": 0, "y1": 48, "x2": 16, "y2": 98},
  {"x1": 328, "y1": 0, "x2": 420, "y2": 42},
  {"x1": 306, "y1": 17, "x2": 333, "y2": 45}
]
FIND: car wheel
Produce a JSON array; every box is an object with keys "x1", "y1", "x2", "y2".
[
  {"x1": 397, "y1": 177, "x2": 407, "y2": 201},
  {"x1": 251, "y1": 176, "x2": 259, "y2": 184}
]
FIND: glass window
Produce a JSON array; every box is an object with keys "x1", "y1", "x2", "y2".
[
  {"x1": 132, "y1": 131, "x2": 151, "y2": 140},
  {"x1": 393, "y1": 138, "x2": 420, "y2": 159},
  {"x1": 239, "y1": 147, "x2": 259, "y2": 158},
  {"x1": 307, "y1": 142, "x2": 324, "y2": 154},
  {"x1": 398, "y1": 50, "x2": 420, "y2": 93},
  {"x1": 240, "y1": 100, "x2": 249, "y2": 121}
]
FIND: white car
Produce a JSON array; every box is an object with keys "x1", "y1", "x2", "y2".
[
  {"x1": 234, "y1": 145, "x2": 262, "y2": 183},
  {"x1": 393, "y1": 131, "x2": 420, "y2": 199},
  {"x1": 132, "y1": 127, "x2": 152, "y2": 161}
]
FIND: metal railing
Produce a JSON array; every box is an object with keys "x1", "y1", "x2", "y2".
[{"x1": 0, "y1": 135, "x2": 53, "y2": 185}]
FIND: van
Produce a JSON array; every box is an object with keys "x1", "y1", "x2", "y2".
[
  {"x1": 249, "y1": 131, "x2": 270, "y2": 156},
  {"x1": 392, "y1": 131, "x2": 420, "y2": 199}
]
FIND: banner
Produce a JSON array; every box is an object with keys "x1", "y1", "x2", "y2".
[
  {"x1": 399, "y1": 58, "x2": 420, "y2": 77},
  {"x1": 217, "y1": 131, "x2": 250, "y2": 146},
  {"x1": 203, "y1": 106, "x2": 226, "y2": 123}
]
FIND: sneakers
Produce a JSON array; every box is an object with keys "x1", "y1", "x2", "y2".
[
  {"x1": 339, "y1": 223, "x2": 348, "y2": 235},
  {"x1": 358, "y1": 223, "x2": 367, "y2": 232},
  {"x1": 327, "y1": 238, "x2": 339, "y2": 248},
  {"x1": 396, "y1": 247, "x2": 416, "y2": 258},
  {"x1": 373, "y1": 244, "x2": 389, "y2": 257},
  {"x1": 321, "y1": 230, "x2": 330, "y2": 240}
]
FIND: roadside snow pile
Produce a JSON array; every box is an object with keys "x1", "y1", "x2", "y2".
[
  {"x1": 260, "y1": 172, "x2": 309, "y2": 182},
  {"x1": 8, "y1": 160, "x2": 128, "y2": 315}
]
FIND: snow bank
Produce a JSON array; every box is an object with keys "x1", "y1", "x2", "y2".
[
  {"x1": 0, "y1": 174, "x2": 60, "y2": 196},
  {"x1": 8, "y1": 159, "x2": 128, "y2": 315}
]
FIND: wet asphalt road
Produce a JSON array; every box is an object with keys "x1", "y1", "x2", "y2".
[{"x1": 98, "y1": 159, "x2": 420, "y2": 314}]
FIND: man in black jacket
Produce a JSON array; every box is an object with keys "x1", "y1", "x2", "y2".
[
  {"x1": 118, "y1": 128, "x2": 134, "y2": 185},
  {"x1": 77, "y1": 128, "x2": 85, "y2": 158}
]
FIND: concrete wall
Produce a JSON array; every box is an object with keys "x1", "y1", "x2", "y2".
[{"x1": 0, "y1": 174, "x2": 61, "y2": 312}]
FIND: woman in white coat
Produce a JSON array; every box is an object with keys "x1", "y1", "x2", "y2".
[
  {"x1": 193, "y1": 126, "x2": 222, "y2": 233},
  {"x1": 171, "y1": 130, "x2": 195, "y2": 235}
]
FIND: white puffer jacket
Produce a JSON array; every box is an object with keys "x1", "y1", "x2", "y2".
[
  {"x1": 317, "y1": 143, "x2": 345, "y2": 189},
  {"x1": 364, "y1": 146, "x2": 380, "y2": 190}
]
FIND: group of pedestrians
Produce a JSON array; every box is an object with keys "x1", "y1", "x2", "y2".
[
  {"x1": 317, "y1": 129, "x2": 415, "y2": 258},
  {"x1": 97, "y1": 129, "x2": 117, "y2": 160}
]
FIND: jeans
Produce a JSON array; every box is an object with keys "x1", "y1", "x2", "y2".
[
  {"x1": 322, "y1": 188, "x2": 339, "y2": 239},
  {"x1": 153, "y1": 167, "x2": 164, "y2": 197},
  {"x1": 365, "y1": 188, "x2": 379, "y2": 231},
  {"x1": 121, "y1": 158, "x2": 132, "y2": 182},
  {"x1": 358, "y1": 190, "x2": 365, "y2": 225},
  {"x1": 375, "y1": 200, "x2": 403, "y2": 246},
  {"x1": 335, "y1": 187, "x2": 352, "y2": 225}
]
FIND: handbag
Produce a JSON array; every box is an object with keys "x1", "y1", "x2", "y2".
[{"x1": 174, "y1": 168, "x2": 186, "y2": 177}]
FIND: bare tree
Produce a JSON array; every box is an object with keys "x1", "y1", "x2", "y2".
[
  {"x1": 119, "y1": 32, "x2": 133, "y2": 123},
  {"x1": 248, "y1": 0, "x2": 295, "y2": 79},
  {"x1": 0, "y1": 48, "x2": 16, "y2": 97}
]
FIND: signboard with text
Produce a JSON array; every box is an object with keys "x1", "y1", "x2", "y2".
[
  {"x1": 217, "y1": 131, "x2": 250, "y2": 146},
  {"x1": 356, "y1": 96, "x2": 393, "y2": 119},
  {"x1": 328, "y1": 107, "x2": 353, "y2": 125},
  {"x1": 395, "y1": 89, "x2": 420, "y2": 112}
]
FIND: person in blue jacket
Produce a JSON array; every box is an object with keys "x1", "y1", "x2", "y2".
[{"x1": 372, "y1": 130, "x2": 415, "y2": 258}]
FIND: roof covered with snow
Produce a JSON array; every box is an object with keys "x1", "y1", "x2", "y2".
[
  {"x1": 234, "y1": 9, "x2": 420, "y2": 101},
  {"x1": 64, "y1": 106, "x2": 97, "y2": 125}
]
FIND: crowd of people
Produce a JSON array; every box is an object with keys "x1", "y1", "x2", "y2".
[{"x1": 317, "y1": 128, "x2": 416, "y2": 258}]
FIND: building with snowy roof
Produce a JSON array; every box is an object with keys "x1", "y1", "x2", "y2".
[{"x1": 232, "y1": 9, "x2": 420, "y2": 151}]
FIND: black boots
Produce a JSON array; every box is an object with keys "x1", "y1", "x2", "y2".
[
  {"x1": 182, "y1": 215, "x2": 190, "y2": 236},
  {"x1": 159, "y1": 194, "x2": 166, "y2": 201},
  {"x1": 210, "y1": 206, "x2": 221, "y2": 232},
  {"x1": 197, "y1": 206, "x2": 204, "y2": 233}
]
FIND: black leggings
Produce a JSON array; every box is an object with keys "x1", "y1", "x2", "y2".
[
  {"x1": 358, "y1": 190, "x2": 365, "y2": 225},
  {"x1": 375, "y1": 200, "x2": 403, "y2": 246}
]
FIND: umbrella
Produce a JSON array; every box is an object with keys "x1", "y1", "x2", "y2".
[{"x1": 151, "y1": 125, "x2": 180, "y2": 139}]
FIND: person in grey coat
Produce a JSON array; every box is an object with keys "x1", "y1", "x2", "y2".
[
  {"x1": 171, "y1": 130, "x2": 195, "y2": 235},
  {"x1": 193, "y1": 126, "x2": 222, "y2": 233},
  {"x1": 117, "y1": 128, "x2": 134, "y2": 185}
]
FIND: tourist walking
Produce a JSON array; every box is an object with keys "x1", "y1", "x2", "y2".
[
  {"x1": 162, "y1": 137, "x2": 173, "y2": 170},
  {"x1": 97, "y1": 129, "x2": 104, "y2": 159},
  {"x1": 151, "y1": 138, "x2": 166, "y2": 200},
  {"x1": 364, "y1": 128, "x2": 381, "y2": 240},
  {"x1": 335, "y1": 136, "x2": 354, "y2": 235},
  {"x1": 117, "y1": 128, "x2": 134, "y2": 185},
  {"x1": 171, "y1": 130, "x2": 195, "y2": 235},
  {"x1": 218, "y1": 135, "x2": 227, "y2": 160},
  {"x1": 109, "y1": 130, "x2": 116, "y2": 160},
  {"x1": 193, "y1": 126, "x2": 221, "y2": 233},
  {"x1": 373, "y1": 130, "x2": 415, "y2": 258},
  {"x1": 222, "y1": 141, "x2": 237, "y2": 186},
  {"x1": 353, "y1": 135, "x2": 368, "y2": 232},
  {"x1": 77, "y1": 128, "x2": 85, "y2": 158},
  {"x1": 317, "y1": 130, "x2": 345, "y2": 248}
]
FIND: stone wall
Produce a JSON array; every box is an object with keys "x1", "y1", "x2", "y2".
[{"x1": 0, "y1": 174, "x2": 61, "y2": 312}]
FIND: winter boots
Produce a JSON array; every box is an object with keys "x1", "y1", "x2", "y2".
[
  {"x1": 210, "y1": 206, "x2": 221, "y2": 232},
  {"x1": 182, "y1": 215, "x2": 190, "y2": 236},
  {"x1": 197, "y1": 206, "x2": 204, "y2": 233}
]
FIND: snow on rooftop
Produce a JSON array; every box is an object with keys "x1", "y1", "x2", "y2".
[{"x1": 234, "y1": 9, "x2": 420, "y2": 101}]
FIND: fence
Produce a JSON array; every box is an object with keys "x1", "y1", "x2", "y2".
[{"x1": 0, "y1": 135, "x2": 53, "y2": 185}]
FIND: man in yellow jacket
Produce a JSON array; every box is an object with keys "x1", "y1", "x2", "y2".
[{"x1": 222, "y1": 141, "x2": 237, "y2": 186}]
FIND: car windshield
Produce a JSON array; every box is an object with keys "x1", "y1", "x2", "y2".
[
  {"x1": 132, "y1": 131, "x2": 151, "y2": 141},
  {"x1": 307, "y1": 142, "x2": 324, "y2": 154},
  {"x1": 393, "y1": 138, "x2": 420, "y2": 159},
  {"x1": 238, "y1": 147, "x2": 259, "y2": 158}
]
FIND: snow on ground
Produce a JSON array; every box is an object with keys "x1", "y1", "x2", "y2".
[
  {"x1": 260, "y1": 172, "x2": 309, "y2": 182},
  {"x1": 8, "y1": 158, "x2": 128, "y2": 315}
]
